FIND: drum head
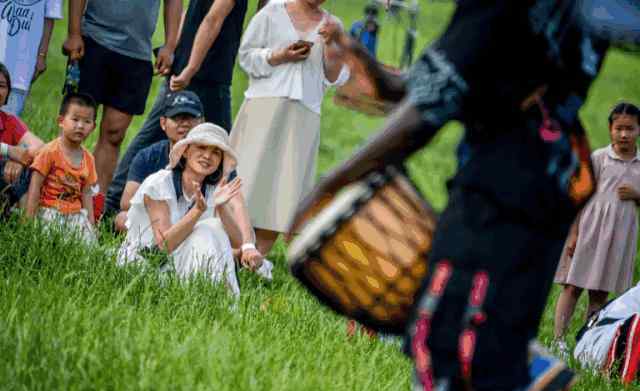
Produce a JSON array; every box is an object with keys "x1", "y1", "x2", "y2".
[{"x1": 288, "y1": 166, "x2": 437, "y2": 334}]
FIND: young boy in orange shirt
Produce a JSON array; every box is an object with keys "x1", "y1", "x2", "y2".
[{"x1": 26, "y1": 93, "x2": 98, "y2": 242}]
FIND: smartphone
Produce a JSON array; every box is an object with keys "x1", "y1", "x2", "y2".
[{"x1": 294, "y1": 40, "x2": 314, "y2": 49}]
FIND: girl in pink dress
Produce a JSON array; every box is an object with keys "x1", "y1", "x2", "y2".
[{"x1": 554, "y1": 102, "x2": 640, "y2": 347}]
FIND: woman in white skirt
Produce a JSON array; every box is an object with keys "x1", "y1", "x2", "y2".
[
  {"x1": 118, "y1": 123, "x2": 243, "y2": 296},
  {"x1": 231, "y1": 0, "x2": 350, "y2": 255}
]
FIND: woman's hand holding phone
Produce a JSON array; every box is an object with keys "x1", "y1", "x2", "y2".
[{"x1": 269, "y1": 41, "x2": 313, "y2": 65}]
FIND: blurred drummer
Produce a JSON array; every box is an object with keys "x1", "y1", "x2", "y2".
[{"x1": 290, "y1": 1, "x2": 640, "y2": 390}]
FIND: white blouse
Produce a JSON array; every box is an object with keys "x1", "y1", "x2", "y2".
[
  {"x1": 238, "y1": 1, "x2": 350, "y2": 115},
  {"x1": 118, "y1": 169, "x2": 219, "y2": 263}
]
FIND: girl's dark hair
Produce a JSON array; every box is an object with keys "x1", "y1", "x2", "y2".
[
  {"x1": 0, "y1": 62, "x2": 11, "y2": 106},
  {"x1": 608, "y1": 102, "x2": 640, "y2": 126}
]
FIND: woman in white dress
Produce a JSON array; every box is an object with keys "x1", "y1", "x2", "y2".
[
  {"x1": 118, "y1": 123, "x2": 243, "y2": 296},
  {"x1": 231, "y1": 0, "x2": 350, "y2": 255}
]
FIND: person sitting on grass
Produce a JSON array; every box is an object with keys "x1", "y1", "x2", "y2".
[
  {"x1": 574, "y1": 280, "x2": 640, "y2": 385},
  {"x1": 117, "y1": 123, "x2": 244, "y2": 296},
  {"x1": 0, "y1": 63, "x2": 45, "y2": 216},
  {"x1": 25, "y1": 93, "x2": 98, "y2": 243},
  {"x1": 113, "y1": 90, "x2": 206, "y2": 232},
  {"x1": 112, "y1": 90, "x2": 269, "y2": 277}
]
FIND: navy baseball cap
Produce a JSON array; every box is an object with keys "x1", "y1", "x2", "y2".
[{"x1": 163, "y1": 90, "x2": 204, "y2": 118}]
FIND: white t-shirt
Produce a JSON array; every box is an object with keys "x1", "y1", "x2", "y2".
[
  {"x1": 238, "y1": 1, "x2": 350, "y2": 115},
  {"x1": 0, "y1": 0, "x2": 63, "y2": 91}
]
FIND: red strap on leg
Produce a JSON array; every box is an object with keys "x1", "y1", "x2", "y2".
[
  {"x1": 412, "y1": 260, "x2": 453, "y2": 391},
  {"x1": 458, "y1": 271, "x2": 490, "y2": 389}
]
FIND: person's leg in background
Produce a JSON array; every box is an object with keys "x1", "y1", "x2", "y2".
[
  {"x1": 554, "y1": 284, "x2": 583, "y2": 340},
  {"x1": 94, "y1": 106, "x2": 133, "y2": 195},
  {"x1": 2, "y1": 89, "x2": 28, "y2": 116},
  {"x1": 104, "y1": 82, "x2": 170, "y2": 214},
  {"x1": 91, "y1": 43, "x2": 153, "y2": 208},
  {"x1": 189, "y1": 82, "x2": 231, "y2": 131}
]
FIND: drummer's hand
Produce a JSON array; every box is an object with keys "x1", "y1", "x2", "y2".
[
  {"x1": 319, "y1": 18, "x2": 342, "y2": 45},
  {"x1": 241, "y1": 248, "x2": 263, "y2": 271}
]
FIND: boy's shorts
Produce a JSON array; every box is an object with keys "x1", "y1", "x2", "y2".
[
  {"x1": 39, "y1": 207, "x2": 97, "y2": 244},
  {"x1": 78, "y1": 35, "x2": 153, "y2": 116}
]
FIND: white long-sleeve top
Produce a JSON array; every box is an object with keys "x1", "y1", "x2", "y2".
[{"x1": 238, "y1": 1, "x2": 350, "y2": 115}]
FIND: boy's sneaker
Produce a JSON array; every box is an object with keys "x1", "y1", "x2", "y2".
[{"x1": 525, "y1": 341, "x2": 576, "y2": 391}]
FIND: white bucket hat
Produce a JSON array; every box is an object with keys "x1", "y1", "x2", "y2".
[{"x1": 167, "y1": 122, "x2": 237, "y2": 177}]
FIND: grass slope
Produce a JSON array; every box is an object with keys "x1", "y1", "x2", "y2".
[{"x1": 2, "y1": 1, "x2": 640, "y2": 389}]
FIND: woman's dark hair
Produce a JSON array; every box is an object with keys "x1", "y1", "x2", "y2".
[
  {"x1": 0, "y1": 62, "x2": 11, "y2": 106},
  {"x1": 176, "y1": 156, "x2": 224, "y2": 185},
  {"x1": 608, "y1": 102, "x2": 640, "y2": 126}
]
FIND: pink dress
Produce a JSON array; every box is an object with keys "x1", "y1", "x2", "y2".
[{"x1": 555, "y1": 145, "x2": 640, "y2": 293}]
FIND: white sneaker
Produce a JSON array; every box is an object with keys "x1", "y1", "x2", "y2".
[{"x1": 256, "y1": 258, "x2": 273, "y2": 280}]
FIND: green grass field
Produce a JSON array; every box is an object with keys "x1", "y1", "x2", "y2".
[{"x1": 2, "y1": 1, "x2": 640, "y2": 389}]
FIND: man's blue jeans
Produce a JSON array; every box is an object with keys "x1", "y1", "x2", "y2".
[{"x1": 104, "y1": 80, "x2": 232, "y2": 215}]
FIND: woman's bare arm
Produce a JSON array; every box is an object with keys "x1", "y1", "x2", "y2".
[
  {"x1": 145, "y1": 196, "x2": 204, "y2": 253},
  {"x1": 217, "y1": 198, "x2": 243, "y2": 248}
]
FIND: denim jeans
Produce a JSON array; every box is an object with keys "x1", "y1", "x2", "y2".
[
  {"x1": 104, "y1": 80, "x2": 232, "y2": 214},
  {"x1": 0, "y1": 158, "x2": 32, "y2": 206}
]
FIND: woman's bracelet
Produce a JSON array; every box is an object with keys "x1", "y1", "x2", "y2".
[
  {"x1": 0, "y1": 143, "x2": 9, "y2": 159},
  {"x1": 241, "y1": 243, "x2": 257, "y2": 252}
]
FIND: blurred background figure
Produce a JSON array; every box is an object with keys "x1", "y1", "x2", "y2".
[{"x1": 349, "y1": 3, "x2": 380, "y2": 58}]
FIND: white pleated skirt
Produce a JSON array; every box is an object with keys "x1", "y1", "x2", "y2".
[{"x1": 230, "y1": 97, "x2": 321, "y2": 233}]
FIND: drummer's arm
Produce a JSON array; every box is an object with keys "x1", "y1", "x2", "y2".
[{"x1": 321, "y1": 49, "x2": 469, "y2": 190}]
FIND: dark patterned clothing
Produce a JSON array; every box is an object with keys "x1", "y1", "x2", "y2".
[{"x1": 403, "y1": 1, "x2": 612, "y2": 389}]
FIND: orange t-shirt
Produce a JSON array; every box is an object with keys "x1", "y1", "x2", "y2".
[{"x1": 31, "y1": 138, "x2": 98, "y2": 214}]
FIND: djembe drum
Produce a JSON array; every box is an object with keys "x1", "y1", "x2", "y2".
[{"x1": 288, "y1": 165, "x2": 437, "y2": 335}]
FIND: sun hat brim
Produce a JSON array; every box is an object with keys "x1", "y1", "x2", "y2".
[{"x1": 167, "y1": 123, "x2": 237, "y2": 176}]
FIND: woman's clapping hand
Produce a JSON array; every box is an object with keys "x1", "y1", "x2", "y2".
[
  {"x1": 319, "y1": 19, "x2": 342, "y2": 45},
  {"x1": 192, "y1": 177, "x2": 242, "y2": 212},
  {"x1": 213, "y1": 177, "x2": 243, "y2": 207}
]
